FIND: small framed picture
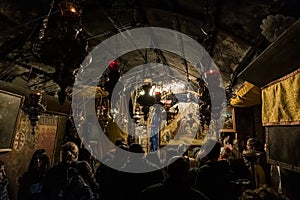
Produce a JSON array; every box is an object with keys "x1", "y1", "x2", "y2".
[{"x1": 219, "y1": 106, "x2": 236, "y2": 132}]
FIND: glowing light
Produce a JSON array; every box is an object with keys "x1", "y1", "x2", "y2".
[
  {"x1": 70, "y1": 7, "x2": 77, "y2": 13},
  {"x1": 109, "y1": 60, "x2": 120, "y2": 70},
  {"x1": 140, "y1": 90, "x2": 145, "y2": 95}
]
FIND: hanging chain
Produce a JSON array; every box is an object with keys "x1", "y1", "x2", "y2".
[{"x1": 39, "y1": 0, "x2": 56, "y2": 40}]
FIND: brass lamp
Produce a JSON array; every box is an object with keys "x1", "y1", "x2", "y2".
[
  {"x1": 26, "y1": 92, "x2": 47, "y2": 135},
  {"x1": 58, "y1": 1, "x2": 82, "y2": 18}
]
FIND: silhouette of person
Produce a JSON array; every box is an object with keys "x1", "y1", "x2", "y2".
[{"x1": 18, "y1": 149, "x2": 50, "y2": 200}]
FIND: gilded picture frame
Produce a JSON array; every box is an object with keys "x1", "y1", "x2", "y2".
[
  {"x1": 219, "y1": 106, "x2": 236, "y2": 132},
  {"x1": 0, "y1": 90, "x2": 24, "y2": 152}
]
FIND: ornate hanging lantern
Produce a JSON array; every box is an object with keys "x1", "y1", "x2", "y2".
[
  {"x1": 25, "y1": 92, "x2": 47, "y2": 135},
  {"x1": 33, "y1": 0, "x2": 88, "y2": 104}
]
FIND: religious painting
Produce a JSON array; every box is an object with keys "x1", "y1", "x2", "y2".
[
  {"x1": 0, "y1": 90, "x2": 24, "y2": 151},
  {"x1": 35, "y1": 115, "x2": 58, "y2": 164},
  {"x1": 219, "y1": 106, "x2": 236, "y2": 132},
  {"x1": 160, "y1": 102, "x2": 203, "y2": 146}
]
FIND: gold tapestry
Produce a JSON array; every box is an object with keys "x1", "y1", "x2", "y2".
[
  {"x1": 230, "y1": 81, "x2": 261, "y2": 107},
  {"x1": 262, "y1": 68, "x2": 300, "y2": 126}
]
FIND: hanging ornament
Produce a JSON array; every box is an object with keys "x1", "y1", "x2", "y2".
[{"x1": 109, "y1": 60, "x2": 121, "y2": 71}]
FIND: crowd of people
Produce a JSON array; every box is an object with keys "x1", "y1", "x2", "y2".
[{"x1": 0, "y1": 137, "x2": 289, "y2": 200}]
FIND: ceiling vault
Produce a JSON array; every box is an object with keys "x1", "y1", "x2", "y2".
[{"x1": 0, "y1": 0, "x2": 298, "y2": 102}]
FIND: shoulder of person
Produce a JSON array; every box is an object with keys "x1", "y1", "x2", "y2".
[
  {"x1": 140, "y1": 183, "x2": 164, "y2": 200},
  {"x1": 72, "y1": 161, "x2": 93, "y2": 174},
  {"x1": 18, "y1": 171, "x2": 32, "y2": 183},
  {"x1": 190, "y1": 187, "x2": 210, "y2": 200},
  {"x1": 141, "y1": 183, "x2": 164, "y2": 193},
  {"x1": 75, "y1": 160, "x2": 90, "y2": 166},
  {"x1": 44, "y1": 163, "x2": 67, "y2": 177},
  {"x1": 1, "y1": 178, "x2": 9, "y2": 186},
  {"x1": 189, "y1": 166, "x2": 197, "y2": 172},
  {"x1": 194, "y1": 162, "x2": 218, "y2": 176},
  {"x1": 199, "y1": 162, "x2": 211, "y2": 170}
]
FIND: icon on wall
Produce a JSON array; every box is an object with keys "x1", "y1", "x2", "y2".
[{"x1": 0, "y1": 90, "x2": 24, "y2": 152}]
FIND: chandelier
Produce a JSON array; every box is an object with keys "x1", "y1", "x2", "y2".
[{"x1": 33, "y1": 0, "x2": 88, "y2": 104}]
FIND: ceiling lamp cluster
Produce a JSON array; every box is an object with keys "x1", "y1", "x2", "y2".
[{"x1": 34, "y1": 0, "x2": 88, "y2": 104}]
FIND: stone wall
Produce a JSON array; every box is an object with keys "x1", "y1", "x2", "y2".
[{"x1": 0, "y1": 82, "x2": 70, "y2": 200}]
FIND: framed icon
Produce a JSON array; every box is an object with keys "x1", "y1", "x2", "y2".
[
  {"x1": 0, "y1": 90, "x2": 24, "y2": 151},
  {"x1": 219, "y1": 106, "x2": 236, "y2": 132}
]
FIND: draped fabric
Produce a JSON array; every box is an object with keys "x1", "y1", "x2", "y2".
[
  {"x1": 262, "y1": 68, "x2": 300, "y2": 126},
  {"x1": 106, "y1": 120, "x2": 127, "y2": 146},
  {"x1": 230, "y1": 81, "x2": 261, "y2": 107}
]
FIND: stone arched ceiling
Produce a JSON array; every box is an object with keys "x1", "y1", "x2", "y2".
[{"x1": 0, "y1": 0, "x2": 299, "y2": 101}]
